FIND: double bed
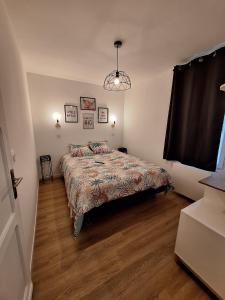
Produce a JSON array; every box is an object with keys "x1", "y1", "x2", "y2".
[{"x1": 61, "y1": 150, "x2": 172, "y2": 236}]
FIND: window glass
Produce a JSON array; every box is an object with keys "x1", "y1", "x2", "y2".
[{"x1": 217, "y1": 115, "x2": 225, "y2": 169}]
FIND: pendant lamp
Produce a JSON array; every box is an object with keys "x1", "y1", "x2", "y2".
[{"x1": 103, "y1": 40, "x2": 131, "y2": 91}]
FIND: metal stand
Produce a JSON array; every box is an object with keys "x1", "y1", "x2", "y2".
[
  {"x1": 40, "y1": 155, "x2": 53, "y2": 181},
  {"x1": 118, "y1": 147, "x2": 127, "y2": 154}
]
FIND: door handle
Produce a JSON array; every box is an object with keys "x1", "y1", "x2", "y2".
[
  {"x1": 13, "y1": 177, "x2": 23, "y2": 187},
  {"x1": 10, "y1": 169, "x2": 23, "y2": 199}
]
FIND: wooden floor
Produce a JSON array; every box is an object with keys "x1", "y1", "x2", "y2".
[{"x1": 32, "y1": 178, "x2": 216, "y2": 300}]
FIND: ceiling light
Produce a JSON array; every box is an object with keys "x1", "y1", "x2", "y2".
[
  {"x1": 114, "y1": 76, "x2": 120, "y2": 85},
  {"x1": 103, "y1": 41, "x2": 131, "y2": 91}
]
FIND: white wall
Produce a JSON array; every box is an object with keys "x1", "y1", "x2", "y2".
[
  {"x1": 27, "y1": 73, "x2": 124, "y2": 177},
  {"x1": 123, "y1": 70, "x2": 210, "y2": 200},
  {"x1": 27, "y1": 69, "x2": 209, "y2": 200},
  {"x1": 0, "y1": 1, "x2": 38, "y2": 266}
]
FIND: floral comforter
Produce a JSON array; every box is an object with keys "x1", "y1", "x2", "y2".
[{"x1": 61, "y1": 150, "x2": 172, "y2": 234}]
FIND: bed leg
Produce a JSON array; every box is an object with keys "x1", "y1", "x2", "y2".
[{"x1": 73, "y1": 215, "x2": 84, "y2": 238}]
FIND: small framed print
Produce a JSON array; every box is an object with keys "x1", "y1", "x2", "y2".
[
  {"x1": 64, "y1": 105, "x2": 78, "y2": 123},
  {"x1": 83, "y1": 113, "x2": 94, "y2": 129},
  {"x1": 80, "y1": 97, "x2": 96, "y2": 111},
  {"x1": 98, "y1": 107, "x2": 108, "y2": 123}
]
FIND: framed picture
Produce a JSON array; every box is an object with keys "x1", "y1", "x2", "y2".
[
  {"x1": 80, "y1": 97, "x2": 96, "y2": 110},
  {"x1": 83, "y1": 113, "x2": 94, "y2": 129},
  {"x1": 64, "y1": 105, "x2": 78, "y2": 123},
  {"x1": 98, "y1": 107, "x2": 108, "y2": 123}
]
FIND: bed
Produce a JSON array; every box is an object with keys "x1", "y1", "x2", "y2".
[{"x1": 61, "y1": 150, "x2": 172, "y2": 236}]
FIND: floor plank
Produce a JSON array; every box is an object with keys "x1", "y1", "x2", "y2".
[{"x1": 32, "y1": 178, "x2": 216, "y2": 300}]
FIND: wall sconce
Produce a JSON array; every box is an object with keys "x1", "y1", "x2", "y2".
[
  {"x1": 110, "y1": 115, "x2": 117, "y2": 128},
  {"x1": 52, "y1": 112, "x2": 61, "y2": 128}
]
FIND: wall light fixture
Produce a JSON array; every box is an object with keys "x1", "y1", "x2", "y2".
[
  {"x1": 110, "y1": 115, "x2": 117, "y2": 128},
  {"x1": 52, "y1": 112, "x2": 61, "y2": 128}
]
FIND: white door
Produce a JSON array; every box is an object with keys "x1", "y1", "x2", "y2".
[{"x1": 0, "y1": 94, "x2": 32, "y2": 300}]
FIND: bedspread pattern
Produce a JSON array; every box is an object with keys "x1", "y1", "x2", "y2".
[{"x1": 62, "y1": 151, "x2": 172, "y2": 232}]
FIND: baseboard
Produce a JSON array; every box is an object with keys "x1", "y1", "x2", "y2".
[
  {"x1": 53, "y1": 172, "x2": 63, "y2": 179},
  {"x1": 38, "y1": 173, "x2": 63, "y2": 182},
  {"x1": 23, "y1": 282, "x2": 33, "y2": 300},
  {"x1": 174, "y1": 191, "x2": 194, "y2": 203},
  {"x1": 27, "y1": 282, "x2": 33, "y2": 300},
  {"x1": 29, "y1": 182, "x2": 39, "y2": 271}
]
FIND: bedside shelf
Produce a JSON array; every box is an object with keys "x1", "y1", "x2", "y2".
[
  {"x1": 183, "y1": 195, "x2": 225, "y2": 238},
  {"x1": 175, "y1": 178, "x2": 225, "y2": 299},
  {"x1": 199, "y1": 173, "x2": 225, "y2": 192}
]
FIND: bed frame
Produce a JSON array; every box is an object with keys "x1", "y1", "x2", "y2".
[{"x1": 73, "y1": 184, "x2": 170, "y2": 237}]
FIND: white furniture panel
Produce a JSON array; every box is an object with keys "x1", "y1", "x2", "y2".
[{"x1": 175, "y1": 178, "x2": 225, "y2": 299}]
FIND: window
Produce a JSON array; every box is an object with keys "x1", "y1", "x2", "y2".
[{"x1": 217, "y1": 115, "x2": 225, "y2": 169}]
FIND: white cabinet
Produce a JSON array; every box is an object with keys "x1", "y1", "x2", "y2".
[{"x1": 175, "y1": 176, "x2": 225, "y2": 299}]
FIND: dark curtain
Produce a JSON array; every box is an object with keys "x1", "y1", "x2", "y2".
[{"x1": 163, "y1": 47, "x2": 225, "y2": 171}]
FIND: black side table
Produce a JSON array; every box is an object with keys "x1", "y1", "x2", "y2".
[
  {"x1": 40, "y1": 155, "x2": 53, "y2": 181},
  {"x1": 118, "y1": 147, "x2": 127, "y2": 154}
]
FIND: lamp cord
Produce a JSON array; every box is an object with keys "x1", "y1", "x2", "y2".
[{"x1": 116, "y1": 46, "x2": 119, "y2": 71}]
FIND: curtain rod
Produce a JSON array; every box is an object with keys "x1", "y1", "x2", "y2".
[{"x1": 179, "y1": 42, "x2": 225, "y2": 66}]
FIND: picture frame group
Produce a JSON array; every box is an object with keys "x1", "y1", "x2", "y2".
[{"x1": 64, "y1": 97, "x2": 109, "y2": 128}]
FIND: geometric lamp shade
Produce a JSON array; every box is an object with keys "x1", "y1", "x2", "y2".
[{"x1": 103, "y1": 70, "x2": 131, "y2": 91}]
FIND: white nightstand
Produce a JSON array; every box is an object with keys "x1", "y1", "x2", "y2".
[{"x1": 175, "y1": 173, "x2": 225, "y2": 299}]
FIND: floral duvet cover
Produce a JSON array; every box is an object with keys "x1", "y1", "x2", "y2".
[{"x1": 61, "y1": 150, "x2": 172, "y2": 235}]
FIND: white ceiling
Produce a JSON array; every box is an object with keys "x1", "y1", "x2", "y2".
[{"x1": 5, "y1": 0, "x2": 225, "y2": 85}]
